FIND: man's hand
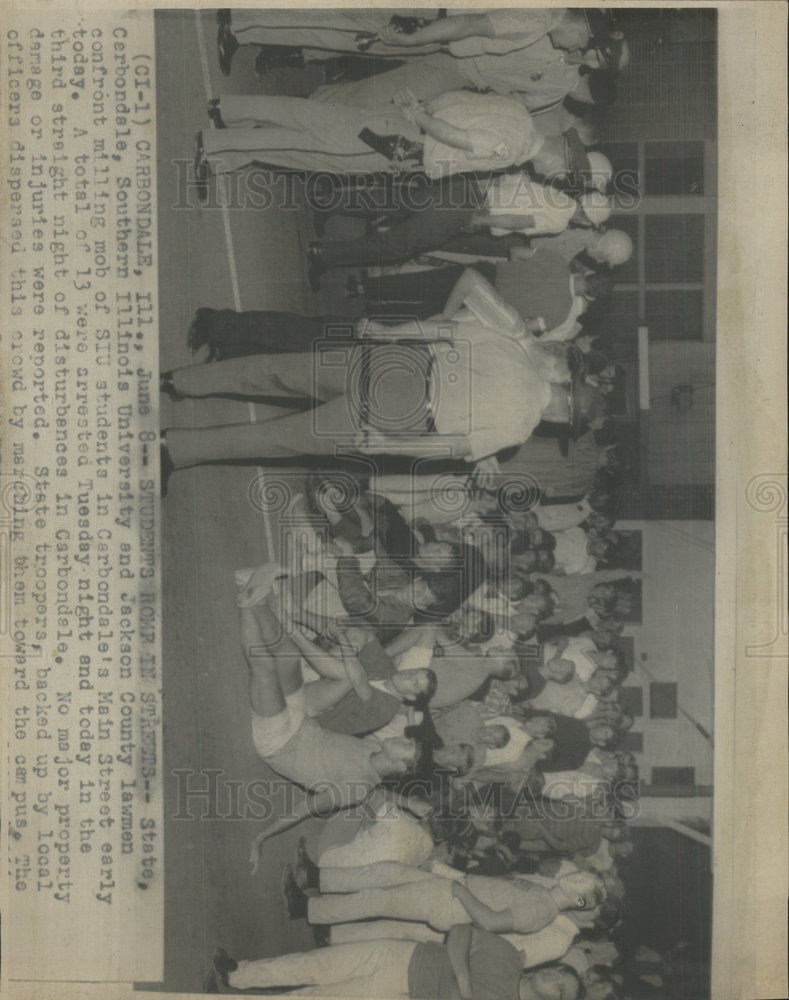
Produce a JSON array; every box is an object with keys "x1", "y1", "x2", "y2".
[
  {"x1": 378, "y1": 23, "x2": 411, "y2": 46},
  {"x1": 330, "y1": 536, "x2": 356, "y2": 557},
  {"x1": 356, "y1": 317, "x2": 387, "y2": 339},
  {"x1": 393, "y1": 88, "x2": 423, "y2": 124},
  {"x1": 472, "y1": 456, "x2": 501, "y2": 492}
]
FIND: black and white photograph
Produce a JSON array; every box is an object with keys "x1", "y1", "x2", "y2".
[
  {"x1": 3, "y1": 4, "x2": 786, "y2": 1000},
  {"x1": 153, "y1": 8, "x2": 718, "y2": 998}
]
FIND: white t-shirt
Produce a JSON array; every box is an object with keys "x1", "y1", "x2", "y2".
[
  {"x1": 554, "y1": 527, "x2": 597, "y2": 576},
  {"x1": 482, "y1": 716, "x2": 533, "y2": 766},
  {"x1": 504, "y1": 913, "x2": 578, "y2": 968},
  {"x1": 484, "y1": 174, "x2": 577, "y2": 237},
  {"x1": 544, "y1": 637, "x2": 599, "y2": 682},
  {"x1": 535, "y1": 498, "x2": 593, "y2": 532}
]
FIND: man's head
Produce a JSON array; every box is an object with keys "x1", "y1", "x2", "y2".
[
  {"x1": 528, "y1": 527, "x2": 555, "y2": 550},
  {"x1": 593, "y1": 229, "x2": 633, "y2": 266},
  {"x1": 414, "y1": 539, "x2": 457, "y2": 571},
  {"x1": 524, "y1": 714, "x2": 557, "y2": 739},
  {"x1": 391, "y1": 668, "x2": 438, "y2": 705},
  {"x1": 550, "y1": 8, "x2": 593, "y2": 52},
  {"x1": 518, "y1": 964, "x2": 582, "y2": 1000},
  {"x1": 581, "y1": 270, "x2": 616, "y2": 302},
  {"x1": 589, "y1": 723, "x2": 616, "y2": 748},
  {"x1": 434, "y1": 743, "x2": 476, "y2": 775},
  {"x1": 379, "y1": 736, "x2": 421, "y2": 775},
  {"x1": 587, "y1": 670, "x2": 616, "y2": 698},
  {"x1": 479, "y1": 724, "x2": 511, "y2": 750},
  {"x1": 411, "y1": 571, "x2": 464, "y2": 615},
  {"x1": 592, "y1": 627, "x2": 620, "y2": 652},
  {"x1": 510, "y1": 610, "x2": 539, "y2": 638},
  {"x1": 577, "y1": 191, "x2": 613, "y2": 229},
  {"x1": 557, "y1": 870, "x2": 606, "y2": 911},
  {"x1": 545, "y1": 657, "x2": 576, "y2": 684},
  {"x1": 530, "y1": 736, "x2": 555, "y2": 762},
  {"x1": 583, "y1": 966, "x2": 623, "y2": 1000}
]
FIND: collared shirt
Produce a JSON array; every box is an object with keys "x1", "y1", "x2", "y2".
[
  {"x1": 504, "y1": 913, "x2": 579, "y2": 968},
  {"x1": 429, "y1": 292, "x2": 555, "y2": 460},
  {"x1": 458, "y1": 35, "x2": 584, "y2": 108},
  {"x1": 448, "y1": 8, "x2": 565, "y2": 58},
  {"x1": 423, "y1": 91, "x2": 545, "y2": 179}
]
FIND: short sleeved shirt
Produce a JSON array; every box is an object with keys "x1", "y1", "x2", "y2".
[
  {"x1": 458, "y1": 36, "x2": 584, "y2": 109},
  {"x1": 266, "y1": 718, "x2": 382, "y2": 802},
  {"x1": 466, "y1": 874, "x2": 560, "y2": 934},
  {"x1": 423, "y1": 91, "x2": 545, "y2": 178},
  {"x1": 449, "y1": 8, "x2": 563, "y2": 58},
  {"x1": 553, "y1": 527, "x2": 597, "y2": 576},
  {"x1": 504, "y1": 913, "x2": 578, "y2": 968},
  {"x1": 484, "y1": 175, "x2": 576, "y2": 237},
  {"x1": 409, "y1": 928, "x2": 524, "y2": 1000},
  {"x1": 482, "y1": 716, "x2": 533, "y2": 766},
  {"x1": 316, "y1": 685, "x2": 402, "y2": 736}
]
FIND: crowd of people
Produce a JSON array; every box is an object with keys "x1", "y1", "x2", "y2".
[{"x1": 169, "y1": 10, "x2": 683, "y2": 999}]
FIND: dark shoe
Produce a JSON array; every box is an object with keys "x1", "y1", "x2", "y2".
[
  {"x1": 212, "y1": 946, "x2": 238, "y2": 989},
  {"x1": 306, "y1": 245, "x2": 325, "y2": 293},
  {"x1": 254, "y1": 45, "x2": 306, "y2": 79},
  {"x1": 207, "y1": 99, "x2": 226, "y2": 129},
  {"x1": 217, "y1": 19, "x2": 238, "y2": 76},
  {"x1": 187, "y1": 308, "x2": 216, "y2": 355},
  {"x1": 160, "y1": 371, "x2": 185, "y2": 403},
  {"x1": 194, "y1": 132, "x2": 210, "y2": 201},
  {"x1": 294, "y1": 836, "x2": 320, "y2": 890},
  {"x1": 312, "y1": 924, "x2": 331, "y2": 948},
  {"x1": 160, "y1": 432, "x2": 174, "y2": 499},
  {"x1": 281, "y1": 863, "x2": 308, "y2": 920},
  {"x1": 312, "y1": 207, "x2": 332, "y2": 240}
]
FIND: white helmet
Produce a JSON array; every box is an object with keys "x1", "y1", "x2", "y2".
[
  {"x1": 579, "y1": 191, "x2": 612, "y2": 227},
  {"x1": 585, "y1": 152, "x2": 613, "y2": 193},
  {"x1": 597, "y1": 229, "x2": 633, "y2": 266}
]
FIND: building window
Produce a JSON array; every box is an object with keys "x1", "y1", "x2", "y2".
[
  {"x1": 620, "y1": 686, "x2": 644, "y2": 718},
  {"x1": 651, "y1": 766, "x2": 695, "y2": 787},
  {"x1": 603, "y1": 139, "x2": 716, "y2": 342},
  {"x1": 621, "y1": 731, "x2": 644, "y2": 753},
  {"x1": 650, "y1": 682, "x2": 678, "y2": 719}
]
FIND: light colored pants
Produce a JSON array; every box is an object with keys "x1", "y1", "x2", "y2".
[
  {"x1": 230, "y1": 8, "x2": 441, "y2": 60},
  {"x1": 312, "y1": 53, "x2": 468, "y2": 110},
  {"x1": 310, "y1": 861, "x2": 468, "y2": 931},
  {"x1": 319, "y1": 805, "x2": 434, "y2": 869},
  {"x1": 202, "y1": 95, "x2": 418, "y2": 175},
  {"x1": 167, "y1": 348, "x2": 432, "y2": 465},
  {"x1": 331, "y1": 920, "x2": 443, "y2": 945},
  {"x1": 229, "y1": 939, "x2": 416, "y2": 996}
]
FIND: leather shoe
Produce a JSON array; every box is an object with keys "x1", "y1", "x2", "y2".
[
  {"x1": 254, "y1": 44, "x2": 306, "y2": 79},
  {"x1": 160, "y1": 432, "x2": 174, "y2": 499},
  {"x1": 194, "y1": 133, "x2": 209, "y2": 201},
  {"x1": 281, "y1": 863, "x2": 308, "y2": 920},
  {"x1": 207, "y1": 99, "x2": 226, "y2": 129},
  {"x1": 212, "y1": 946, "x2": 238, "y2": 989},
  {"x1": 217, "y1": 19, "x2": 238, "y2": 76},
  {"x1": 294, "y1": 836, "x2": 320, "y2": 890},
  {"x1": 160, "y1": 371, "x2": 184, "y2": 402},
  {"x1": 306, "y1": 245, "x2": 325, "y2": 293}
]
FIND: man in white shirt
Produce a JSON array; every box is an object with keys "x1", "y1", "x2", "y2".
[{"x1": 160, "y1": 272, "x2": 573, "y2": 482}]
